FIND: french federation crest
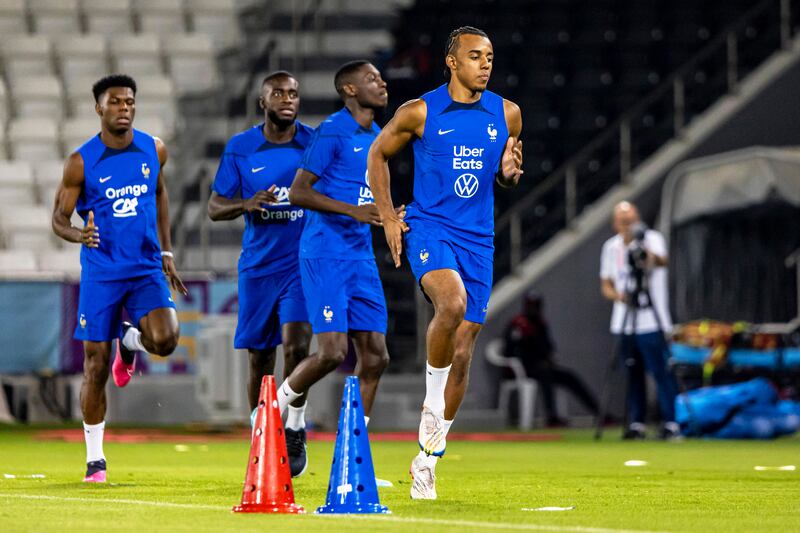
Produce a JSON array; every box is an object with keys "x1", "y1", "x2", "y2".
[{"x1": 141, "y1": 163, "x2": 151, "y2": 179}]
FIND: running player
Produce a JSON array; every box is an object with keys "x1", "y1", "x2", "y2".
[
  {"x1": 367, "y1": 27, "x2": 523, "y2": 499},
  {"x1": 276, "y1": 61, "x2": 399, "y2": 456},
  {"x1": 51, "y1": 74, "x2": 186, "y2": 483},
  {"x1": 208, "y1": 71, "x2": 313, "y2": 476}
]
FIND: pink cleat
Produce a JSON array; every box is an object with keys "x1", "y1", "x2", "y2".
[
  {"x1": 112, "y1": 322, "x2": 136, "y2": 388},
  {"x1": 83, "y1": 460, "x2": 106, "y2": 483}
]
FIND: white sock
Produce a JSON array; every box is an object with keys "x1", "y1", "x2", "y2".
[
  {"x1": 83, "y1": 421, "x2": 105, "y2": 463},
  {"x1": 364, "y1": 416, "x2": 370, "y2": 426},
  {"x1": 122, "y1": 326, "x2": 145, "y2": 352},
  {"x1": 424, "y1": 362, "x2": 451, "y2": 418},
  {"x1": 443, "y1": 418, "x2": 453, "y2": 438},
  {"x1": 286, "y1": 403, "x2": 306, "y2": 430},
  {"x1": 277, "y1": 380, "x2": 301, "y2": 414}
]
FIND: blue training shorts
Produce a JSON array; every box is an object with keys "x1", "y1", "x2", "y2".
[
  {"x1": 74, "y1": 272, "x2": 176, "y2": 342},
  {"x1": 235, "y1": 267, "x2": 308, "y2": 350},
  {"x1": 299, "y1": 258, "x2": 387, "y2": 334},
  {"x1": 404, "y1": 220, "x2": 493, "y2": 324}
]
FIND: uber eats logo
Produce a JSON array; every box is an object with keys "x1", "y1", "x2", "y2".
[{"x1": 454, "y1": 173, "x2": 479, "y2": 198}]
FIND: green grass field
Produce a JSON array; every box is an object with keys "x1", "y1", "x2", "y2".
[{"x1": 1, "y1": 425, "x2": 799, "y2": 532}]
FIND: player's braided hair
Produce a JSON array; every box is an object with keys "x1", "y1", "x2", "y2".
[{"x1": 443, "y1": 26, "x2": 489, "y2": 80}]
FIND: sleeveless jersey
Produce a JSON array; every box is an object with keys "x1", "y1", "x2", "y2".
[
  {"x1": 76, "y1": 129, "x2": 163, "y2": 281},
  {"x1": 212, "y1": 121, "x2": 314, "y2": 278},
  {"x1": 406, "y1": 84, "x2": 508, "y2": 257}
]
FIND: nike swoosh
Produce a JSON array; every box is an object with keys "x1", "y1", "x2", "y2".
[
  {"x1": 353, "y1": 147, "x2": 364, "y2": 152},
  {"x1": 251, "y1": 166, "x2": 265, "y2": 173},
  {"x1": 438, "y1": 129, "x2": 455, "y2": 135},
  {"x1": 99, "y1": 176, "x2": 112, "y2": 183}
]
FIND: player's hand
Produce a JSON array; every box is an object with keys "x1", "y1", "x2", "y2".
[
  {"x1": 501, "y1": 137, "x2": 523, "y2": 183},
  {"x1": 81, "y1": 210, "x2": 100, "y2": 248},
  {"x1": 383, "y1": 213, "x2": 409, "y2": 268},
  {"x1": 351, "y1": 203, "x2": 383, "y2": 226},
  {"x1": 162, "y1": 255, "x2": 188, "y2": 295},
  {"x1": 243, "y1": 185, "x2": 278, "y2": 213}
]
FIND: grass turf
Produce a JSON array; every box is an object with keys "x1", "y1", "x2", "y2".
[{"x1": 1, "y1": 425, "x2": 799, "y2": 532}]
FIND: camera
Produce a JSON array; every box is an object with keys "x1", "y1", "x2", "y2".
[{"x1": 627, "y1": 222, "x2": 648, "y2": 274}]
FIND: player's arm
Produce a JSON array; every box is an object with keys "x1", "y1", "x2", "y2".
[
  {"x1": 51, "y1": 152, "x2": 99, "y2": 247},
  {"x1": 154, "y1": 138, "x2": 187, "y2": 295},
  {"x1": 497, "y1": 98, "x2": 523, "y2": 188},
  {"x1": 367, "y1": 99, "x2": 426, "y2": 267},
  {"x1": 288, "y1": 168, "x2": 382, "y2": 225},
  {"x1": 207, "y1": 187, "x2": 278, "y2": 221}
]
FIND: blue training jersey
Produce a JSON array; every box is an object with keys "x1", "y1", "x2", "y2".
[
  {"x1": 76, "y1": 129, "x2": 163, "y2": 281},
  {"x1": 212, "y1": 121, "x2": 314, "y2": 278},
  {"x1": 407, "y1": 84, "x2": 508, "y2": 257},
  {"x1": 298, "y1": 107, "x2": 379, "y2": 260}
]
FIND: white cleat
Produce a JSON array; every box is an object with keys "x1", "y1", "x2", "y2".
[
  {"x1": 409, "y1": 454, "x2": 437, "y2": 500},
  {"x1": 418, "y1": 406, "x2": 446, "y2": 457}
]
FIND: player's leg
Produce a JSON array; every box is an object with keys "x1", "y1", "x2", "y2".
[
  {"x1": 81, "y1": 340, "x2": 112, "y2": 482},
  {"x1": 280, "y1": 321, "x2": 312, "y2": 478},
  {"x1": 281, "y1": 322, "x2": 312, "y2": 407},
  {"x1": 115, "y1": 274, "x2": 179, "y2": 386},
  {"x1": 278, "y1": 268, "x2": 312, "y2": 410},
  {"x1": 346, "y1": 258, "x2": 390, "y2": 418},
  {"x1": 350, "y1": 331, "x2": 390, "y2": 416},
  {"x1": 278, "y1": 331, "x2": 349, "y2": 412},
  {"x1": 421, "y1": 269, "x2": 468, "y2": 368},
  {"x1": 278, "y1": 258, "x2": 349, "y2": 413},
  {"x1": 74, "y1": 278, "x2": 123, "y2": 482},
  {"x1": 137, "y1": 307, "x2": 180, "y2": 355},
  {"x1": 443, "y1": 320, "x2": 482, "y2": 419},
  {"x1": 247, "y1": 348, "x2": 277, "y2": 410}
]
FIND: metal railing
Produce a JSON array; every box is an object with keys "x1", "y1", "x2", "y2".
[{"x1": 496, "y1": 0, "x2": 796, "y2": 278}]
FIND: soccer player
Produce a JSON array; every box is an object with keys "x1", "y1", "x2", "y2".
[
  {"x1": 51, "y1": 74, "x2": 186, "y2": 483},
  {"x1": 276, "y1": 61, "x2": 398, "y2": 456},
  {"x1": 208, "y1": 71, "x2": 314, "y2": 476},
  {"x1": 367, "y1": 27, "x2": 523, "y2": 499}
]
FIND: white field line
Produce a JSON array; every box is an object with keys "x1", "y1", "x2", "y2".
[{"x1": 0, "y1": 493, "x2": 671, "y2": 533}]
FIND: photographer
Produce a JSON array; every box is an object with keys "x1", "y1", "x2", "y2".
[{"x1": 600, "y1": 201, "x2": 679, "y2": 440}]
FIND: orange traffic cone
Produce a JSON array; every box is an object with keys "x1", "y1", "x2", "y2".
[{"x1": 232, "y1": 375, "x2": 305, "y2": 514}]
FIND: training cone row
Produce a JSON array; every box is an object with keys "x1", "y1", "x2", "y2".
[
  {"x1": 233, "y1": 375, "x2": 304, "y2": 514},
  {"x1": 317, "y1": 375, "x2": 390, "y2": 514}
]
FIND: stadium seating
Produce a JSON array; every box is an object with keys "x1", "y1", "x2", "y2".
[
  {"x1": 82, "y1": 0, "x2": 134, "y2": 37},
  {"x1": 10, "y1": 76, "x2": 64, "y2": 120},
  {"x1": 109, "y1": 34, "x2": 165, "y2": 78},
  {"x1": 0, "y1": 249, "x2": 37, "y2": 271},
  {"x1": 135, "y1": 0, "x2": 187, "y2": 35},
  {"x1": 164, "y1": 34, "x2": 218, "y2": 93},
  {"x1": 29, "y1": 0, "x2": 80, "y2": 34},
  {"x1": 0, "y1": 161, "x2": 36, "y2": 205},
  {"x1": 186, "y1": 0, "x2": 240, "y2": 49},
  {"x1": 0, "y1": 0, "x2": 237, "y2": 276},
  {"x1": 31, "y1": 159, "x2": 64, "y2": 204},
  {"x1": 0, "y1": 0, "x2": 26, "y2": 36},
  {"x1": 1, "y1": 36, "x2": 53, "y2": 81},
  {"x1": 0, "y1": 205, "x2": 54, "y2": 250},
  {"x1": 56, "y1": 35, "x2": 110, "y2": 86},
  {"x1": 8, "y1": 118, "x2": 60, "y2": 162}
]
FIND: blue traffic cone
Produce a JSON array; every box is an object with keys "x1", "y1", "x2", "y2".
[{"x1": 316, "y1": 376, "x2": 390, "y2": 514}]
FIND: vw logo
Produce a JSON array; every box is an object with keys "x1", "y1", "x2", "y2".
[{"x1": 454, "y1": 173, "x2": 479, "y2": 198}]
